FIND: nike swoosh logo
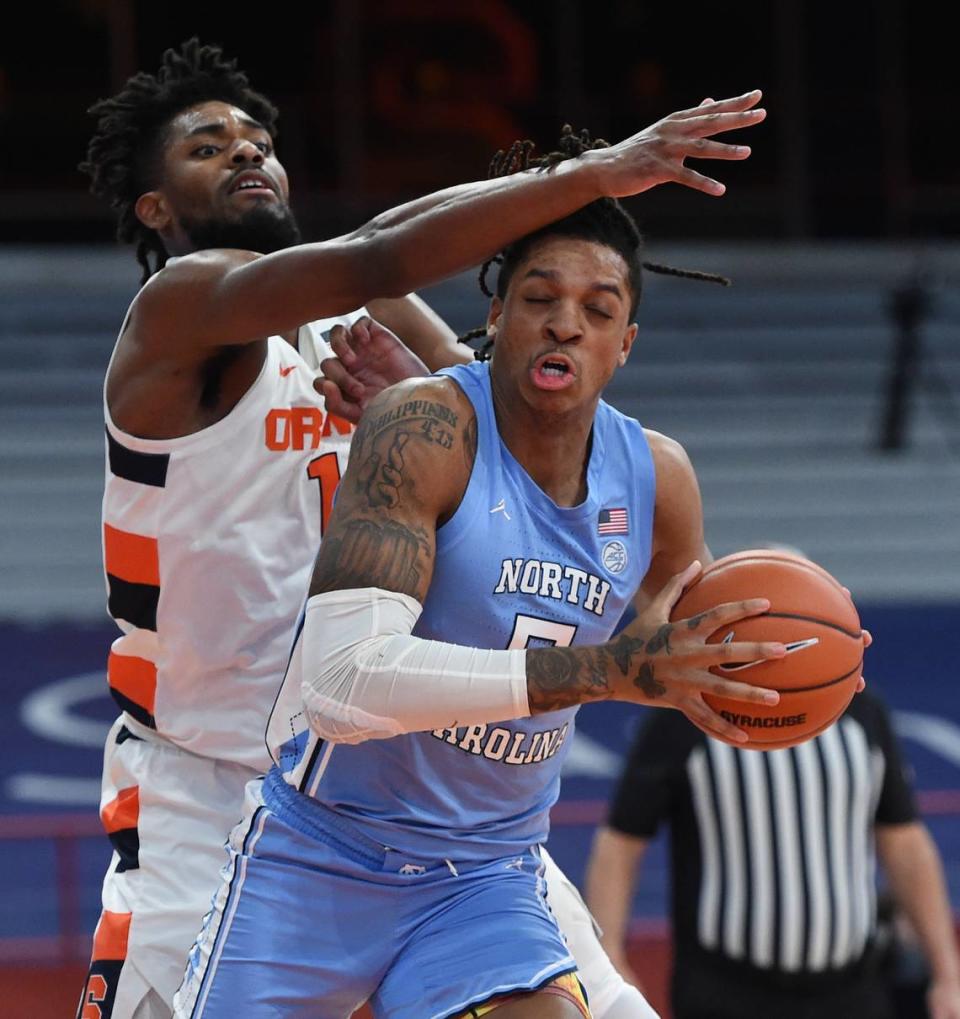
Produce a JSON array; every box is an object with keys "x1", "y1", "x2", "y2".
[
  {"x1": 716, "y1": 632, "x2": 820, "y2": 672},
  {"x1": 280, "y1": 364, "x2": 297, "y2": 377}
]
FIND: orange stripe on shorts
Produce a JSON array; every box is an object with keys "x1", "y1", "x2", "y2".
[
  {"x1": 108, "y1": 652, "x2": 157, "y2": 715},
  {"x1": 103, "y1": 523, "x2": 160, "y2": 586},
  {"x1": 100, "y1": 786, "x2": 139, "y2": 834},
  {"x1": 91, "y1": 910, "x2": 131, "y2": 962}
]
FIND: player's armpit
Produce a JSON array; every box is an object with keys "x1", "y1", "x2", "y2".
[{"x1": 309, "y1": 376, "x2": 476, "y2": 604}]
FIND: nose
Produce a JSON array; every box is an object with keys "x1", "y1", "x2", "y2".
[
  {"x1": 544, "y1": 302, "x2": 583, "y2": 345},
  {"x1": 230, "y1": 139, "x2": 264, "y2": 165}
]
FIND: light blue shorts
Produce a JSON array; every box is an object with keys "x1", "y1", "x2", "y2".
[{"x1": 176, "y1": 769, "x2": 577, "y2": 1019}]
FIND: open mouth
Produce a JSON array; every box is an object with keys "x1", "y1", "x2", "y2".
[
  {"x1": 228, "y1": 172, "x2": 277, "y2": 198},
  {"x1": 531, "y1": 353, "x2": 576, "y2": 391}
]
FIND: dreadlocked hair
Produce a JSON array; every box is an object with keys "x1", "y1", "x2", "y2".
[
  {"x1": 460, "y1": 124, "x2": 730, "y2": 361},
  {"x1": 81, "y1": 38, "x2": 280, "y2": 285}
]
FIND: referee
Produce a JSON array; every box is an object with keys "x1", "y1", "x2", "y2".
[{"x1": 585, "y1": 689, "x2": 960, "y2": 1019}]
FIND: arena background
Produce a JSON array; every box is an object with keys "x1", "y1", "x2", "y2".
[{"x1": 1, "y1": 3, "x2": 958, "y2": 1017}]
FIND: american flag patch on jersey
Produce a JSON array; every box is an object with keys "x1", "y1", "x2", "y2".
[{"x1": 598, "y1": 507, "x2": 629, "y2": 535}]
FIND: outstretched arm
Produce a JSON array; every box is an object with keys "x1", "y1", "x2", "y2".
[{"x1": 132, "y1": 91, "x2": 766, "y2": 358}]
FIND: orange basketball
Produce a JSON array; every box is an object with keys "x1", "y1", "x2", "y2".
[{"x1": 670, "y1": 549, "x2": 865, "y2": 750}]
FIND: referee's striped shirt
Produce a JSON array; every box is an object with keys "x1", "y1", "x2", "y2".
[{"x1": 609, "y1": 690, "x2": 916, "y2": 977}]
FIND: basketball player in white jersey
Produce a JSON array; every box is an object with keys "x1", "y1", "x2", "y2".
[{"x1": 79, "y1": 37, "x2": 767, "y2": 1019}]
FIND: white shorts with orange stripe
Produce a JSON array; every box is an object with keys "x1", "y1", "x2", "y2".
[
  {"x1": 77, "y1": 717, "x2": 258, "y2": 1019},
  {"x1": 539, "y1": 848, "x2": 660, "y2": 1019}
]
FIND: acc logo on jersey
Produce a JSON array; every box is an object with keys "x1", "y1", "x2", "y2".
[{"x1": 601, "y1": 540, "x2": 628, "y2": 575}]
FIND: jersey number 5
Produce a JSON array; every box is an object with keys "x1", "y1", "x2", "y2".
[{"x1": 506, "y1": 614, "x2": 578, "y2": 650}]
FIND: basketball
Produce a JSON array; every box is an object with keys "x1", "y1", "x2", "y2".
[{"x1": 670, "y1": 549, "x2": 865, "y2": 750}]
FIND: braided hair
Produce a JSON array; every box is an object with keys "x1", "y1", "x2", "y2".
[
  {"x1": 461, "y1": 125, "x2": 730, "y2": 360},
  {"x1": 80, "y1": 38, "x2": 280, "y2": 284}
]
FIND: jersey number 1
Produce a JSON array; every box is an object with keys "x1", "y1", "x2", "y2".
[{"x1": 307, "y1": 453, "x2": 341, "y2": 532}]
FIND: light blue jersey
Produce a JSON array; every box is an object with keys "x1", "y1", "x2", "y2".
[
  {"x1": 183, "y1": 362, "x2": 659, "y2": 1017},
  {"x1": 272, "y1": 360, "x2": 656, "y2": 861}
]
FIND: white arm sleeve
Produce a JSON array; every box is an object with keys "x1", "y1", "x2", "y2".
[{"x1": 301, "y1": 587, "x2": 530, "y2": 745}]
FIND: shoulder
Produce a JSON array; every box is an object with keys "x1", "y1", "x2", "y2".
[
  {"x1": 349, "y1": 374, "x2": 478, "y2": 514},
  {"x1": 644, "y1": 429, "x2": 701, "y2": 506},
  {"x1": 356, "y1": 374, "x2": 475, "y2": 441},
  {"x1": 643, "y1": 428, "x2": 695, "y2": 477},
  {"x1": 128, "y1": 250, "x2": 261, "y2": 331}
]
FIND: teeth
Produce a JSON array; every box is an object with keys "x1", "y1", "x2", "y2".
[{"x1": 542, "y1": 365, "x2": 565, "y2": 376}]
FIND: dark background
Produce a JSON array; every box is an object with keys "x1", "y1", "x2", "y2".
[{"x1": 1, "y1": 0, "x2": 956, "y2": 245}]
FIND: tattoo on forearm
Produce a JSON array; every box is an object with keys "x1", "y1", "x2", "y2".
[
  {"x1": 527, "y1": 624, "x2": 682, "y2": 712},
  {"x1": 312, "y1": 517, "x2": 430, "y2": 599},
  {"x1": 527, "y1": 647, "x2": 613, "y2": 713},
  {"x1": 687, "y1": 613, "x2": 706, "y2": 630}
]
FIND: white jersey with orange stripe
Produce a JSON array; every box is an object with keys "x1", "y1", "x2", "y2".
[{"x1": 101, "y1": 313, "x2": 362, "y2": 771}]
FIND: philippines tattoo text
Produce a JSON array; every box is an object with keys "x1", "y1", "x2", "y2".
[{"x1": 526, "y1": 626, "x2": 672, "y2": 713}]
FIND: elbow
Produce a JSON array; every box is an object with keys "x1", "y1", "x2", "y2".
[
  {"x1": 301, "y1": 676, "x2": 368, "y2": 745},
  {"x1": 300, "y1": 657, "x2": 404, "y2": 746}
]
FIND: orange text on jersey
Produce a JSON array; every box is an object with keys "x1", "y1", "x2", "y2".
[{"x1": 264, "y1": 407, "x2": 354, "y2": 451}]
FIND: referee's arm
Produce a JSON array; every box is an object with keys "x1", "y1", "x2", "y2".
[
  {"x1": 877, "y1": 822, "x2": 960, "y2": 1019},
  {"x1": 586, "y1": 827, "x2": 649, "y2": 986},
  {"x1": 586, "y1": 710, "x2": 688, "y2": 988}
]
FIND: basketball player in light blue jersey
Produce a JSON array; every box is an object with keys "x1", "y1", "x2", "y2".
[{"x1": 176, "y1": 134, "x2": 794, "y2": 1018}]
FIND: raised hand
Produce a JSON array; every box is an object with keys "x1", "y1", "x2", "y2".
[
  {"x1": 595, "y1": 90, "x2": 766, "y2": 199},
  {"x1": 315, "y1": 316, "x2": 429, "y2": 423}
]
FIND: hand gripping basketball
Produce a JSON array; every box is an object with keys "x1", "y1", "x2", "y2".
[
  {"x1": 613, "y1": 561, "x2": 785, "y2": 745},
  {"x1": 670, "y1": 551, "x2": 868, "y2": 749}
]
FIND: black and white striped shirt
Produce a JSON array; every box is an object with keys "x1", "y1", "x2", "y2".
[{"x1": 609, "y1": 691, "x2": 916, "y2": 977}]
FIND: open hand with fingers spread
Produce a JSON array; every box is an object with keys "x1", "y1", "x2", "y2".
[
  {"x1": 315, "y1": 316, "x2": 429, "y2": 423},
  {"x1": 590, "y1": 90, "x2": 766, "y2": 199}
]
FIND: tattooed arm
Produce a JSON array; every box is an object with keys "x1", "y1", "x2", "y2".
[
  {"x1": 303, "y1": 385, "x2": 784, "y2": 746},
  {"x1": 310, "y1": 375, "x2": 475, "y2": 603}
]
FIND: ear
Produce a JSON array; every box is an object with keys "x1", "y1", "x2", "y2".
[
  {"x1": 486, "y1": 296, "x2": 503, "y2": 336},
  {"x1": 134, "y1": 191, "x2": 171, "y2": 232},
  {"x1": 617, "y1": 322, "x2": 638, "y2": 367}
]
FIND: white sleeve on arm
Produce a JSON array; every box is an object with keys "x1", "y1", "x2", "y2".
[{"x1": 300, "y1": 587, "x2": 530, "y2": 744}]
